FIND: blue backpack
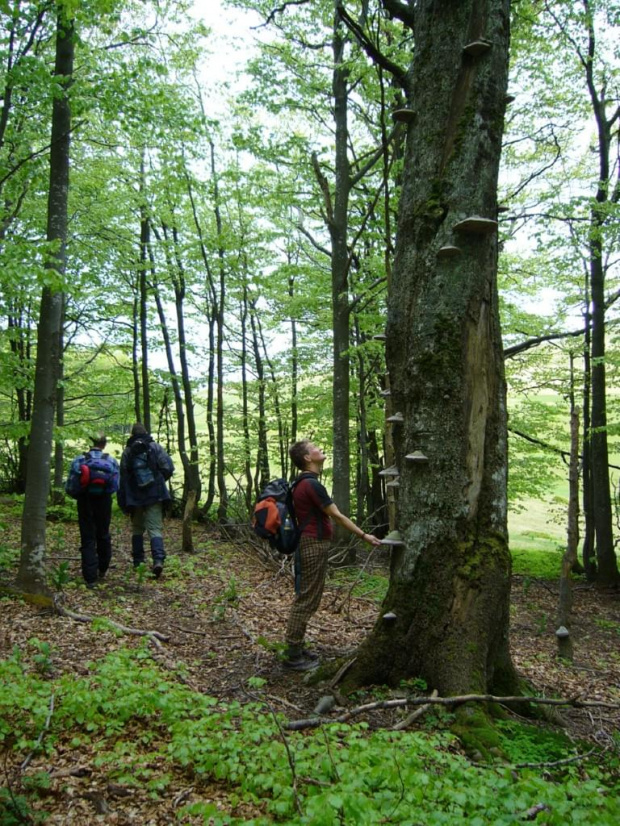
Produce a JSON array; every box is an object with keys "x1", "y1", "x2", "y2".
[{"x1": 66, "y1": 451, "x2": 117, "y2": 498}]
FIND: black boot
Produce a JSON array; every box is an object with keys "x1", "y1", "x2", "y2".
[
  {"x1": 283, "y1": 644, "x2": 319, "y2": 671},
  {"x1": 150, "y1": 536, "x2": 165, "y2": 578},
  {"x1": 131, "y1": 534, "x2": 145, "y2": 568}
]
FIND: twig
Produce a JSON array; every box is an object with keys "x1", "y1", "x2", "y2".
[
  {"x1": 169, "y1": 623, "x2": 209, "y2": 636},
  {"x1": 21, "y1": 693, "x2": 55, "y2": 770},
  {"x1": 230, "y1": 609, "x2": 257, "y2": 644},
  {"x1": 320, "y1": 728, "x2": 341, "y2": 782},
  {"x1": 49, "y1": 765, "x2": 92, "y2": 778},
  {"x1": 53, "y1": 596, "x2": 169, "y2": 648},
  {"x1": 265, "y1": 693, "x2": 305, "y2": 713},
  {"x1": 246, "y1": 691, "x2": 304, "y2": 816},
  {"x1": 393, "y1": 689, "x2": 439, "y2": 731},
  {"x1": 523, "y1": 803, "x2": 551, "y2": 820},
  {"x1": 328, "y1": 657, "x2": 357, "y2": 689}
]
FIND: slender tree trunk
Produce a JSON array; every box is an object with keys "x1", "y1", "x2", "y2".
[
  {"x1": 288, "y1": 256, "x2": 299, "y2": 460},
  {"x1": 576, "y1": 0, "x2": 618, "y2": 586},
  {"x1": 208, "y1": 142, "x2": 228, "y2": 522},
  {"x1": 8, "y1": 304, "x2": 33, "y2": 493},
  {"x1": 346, "y1": 0, "x2": 518, "y2": 696},
  {"x1": 131, "y1": 293, "x2": 142, "y2": 424},
  {"x1": 250, "y1": 301, "x2": 270, "y2": 492},
  {"x1": 139, "y1": 156, "x2": 151, "y2": 431},
  {"x1": 581, "y1": 307, "x2": 595, "y2": 579},
  {"x1": 52, "y1": 295, "x2": 66, "y2": 502},
  {"x1": 17, "y1": 9, "x2": 73, "y2": 594},
  {"x1": 558, "y1": 355, "x2": 579, "y2": 661},
  {"x1": 240, "y1": 287, "x2": 253, "y2": 513}
]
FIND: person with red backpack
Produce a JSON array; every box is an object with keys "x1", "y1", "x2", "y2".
[
  {"x1": 65, "y1": 434, "x2": 120, "y2": 589},
  {"x1": 283, "y1": 440, "x2": 382, "y2": 671}
]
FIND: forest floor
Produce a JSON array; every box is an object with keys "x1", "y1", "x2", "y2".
[{"x1": 1, "y1": 514, "x2": 619, "y2": 824}]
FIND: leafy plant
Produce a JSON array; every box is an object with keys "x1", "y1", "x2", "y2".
[
  {"x1": 28, "y1": 639, "x2": 54, "y2": 676},
  {"x1": 49, "y1": 560, "x2": 71, "y2": 590},
  {"x1": 133, "y1": 562, "x2": 147, "y2": 587}
]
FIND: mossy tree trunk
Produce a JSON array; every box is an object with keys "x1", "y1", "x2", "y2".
[
  {"x1": 17, "y1": 8, "x2": 73, "y2": 594},
  {"x1": 345, "y1": 0, "x2": 519, "y2": 697}
]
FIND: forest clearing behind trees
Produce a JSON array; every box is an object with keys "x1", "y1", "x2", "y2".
[{"x1": 1, "y1": 0, "x2": 620, "y2": 823}]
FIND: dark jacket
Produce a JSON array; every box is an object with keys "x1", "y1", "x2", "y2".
[{"x1": 117, "y1": 434, "x2": 174, "y2": 511}]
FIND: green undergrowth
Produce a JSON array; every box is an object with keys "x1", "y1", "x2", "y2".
[
  {"x1": 510, "y1": 545, "x2": 565, "y2": 579},
  {"x1": 1, "y1": 644, "x2": 618, "y2": 825}
]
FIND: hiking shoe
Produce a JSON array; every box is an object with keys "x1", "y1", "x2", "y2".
[
  {"x1": 283, "y1": 654, "x2": 319, "y2": 672},
  {"x1": 85, "y1": 581, "x2": 98, "y2": 590},
  {"x1": 152, "y1": 563, "x2": 163, "y2": 579}
]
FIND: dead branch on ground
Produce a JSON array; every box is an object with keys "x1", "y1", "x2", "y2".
[
  {"x1": 53, "y1": 595, "x2": 169, "y2": 648},
  {"x1": 286, "y1": 693, "x2": 620, "y2": 731}
]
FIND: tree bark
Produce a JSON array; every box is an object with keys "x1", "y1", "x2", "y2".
[
  {"x1": 17, "y1": 8, "x2": 73, "y2": 594},
  {"x1": 138, "y1": 155, "x2": 151, "y2": 432},
  {"x1": 329, "y1": 2, "x2": 352, "y2": 528},
  {"x1": 345, "y1": 0, "x2": 518, "y2": 696},
  {"x1": 558, "y1": 361, "x2": 579, "y2": 661}
]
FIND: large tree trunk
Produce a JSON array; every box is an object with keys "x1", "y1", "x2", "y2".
[
  {"x1": 17, "y1": 9, "x2": 73, "y2": 595},
  {"x1": 329, "y1": 4, "x2": 352, "y2": 527},
  {"x1": 346, "y1": 0, "x2": 518, "y2": 696}
]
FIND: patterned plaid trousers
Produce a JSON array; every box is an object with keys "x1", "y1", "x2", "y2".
[{"x1": 285, "y1": 536, "x2": 330, "y2": 646}]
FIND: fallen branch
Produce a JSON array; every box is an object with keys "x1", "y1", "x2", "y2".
[
  {"x1": 286, "y1": 693, "x2": 620, "y2": 731},
  {"x1": 393, "y1": 689, "x2": 439, "y2": 731},
  {"x1": 523, "y1": 803, "x2": 551, "y2": 821},
  {"x1": 49, "y1": 765, "x2": 92, "y2": 779},
  {"x1": 53, "y1": 595, "x2": 169, "y2": 648},
  {"x1": 169, "y1": 623, "x2": 209, "y2": 636},
  {"x1": 328, "y1": 657, "x2": 357, "y2": 689}
]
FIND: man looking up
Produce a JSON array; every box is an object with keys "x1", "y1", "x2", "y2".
[{"x1": 283, "y1": 439, "x2": 382, "y2": 671}]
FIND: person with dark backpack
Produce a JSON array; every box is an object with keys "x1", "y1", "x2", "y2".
[
  {"x1": 282, "y1": 440, "x2": 381, "y2": 671},
  {"x1": 117, "y1": 423, "x2": 174, "y2": 579},
  {"x1": 65, "y1": 434, "x2": 119, "y2": 588}
]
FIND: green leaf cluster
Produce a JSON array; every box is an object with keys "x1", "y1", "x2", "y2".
[{"x1": 1, "y1": 644, "x2": 618, "y2": 824}]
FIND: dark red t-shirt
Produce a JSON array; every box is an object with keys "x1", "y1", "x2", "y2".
[{"x1": 293, "y1": 473, "x2": 333, "y2": 540}]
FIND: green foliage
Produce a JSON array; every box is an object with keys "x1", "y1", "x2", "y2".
[
  {"x1": 0, "y1": 644, "x2": 618, "y2": 823},
  {"x1": 49, "y1": 561, "x2": 71, "y2": 590},
  {"x1": 28, "y1": 639, "x2": 54, "y2": 677},
  {"x1": 495, "y1": 720, "x2": 576, "y2": 765},
  {"x1": 132, "y1": 562, "x2": 148, "y2": 587},
  {"x1": 0, "y1": 786, "x2": 45, "y2": 826},
  {"x1": 511, "y1": 545, "x2": 565, "y2": 578}
]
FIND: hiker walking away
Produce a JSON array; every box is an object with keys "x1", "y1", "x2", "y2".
[
  {"x1": 118, "y1": 423, "x2": 174, "y2": 579},
  {"x1": 65, "y1": 434, "x2": 119, "y2": 589},
  {"x1": 284, "y1": 439, "x2": 382, "y2": 671}
]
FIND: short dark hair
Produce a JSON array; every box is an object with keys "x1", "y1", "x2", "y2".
[
  {"x1": 91, "y1": 433, "x2": 107, "y2": 449},
  {"x1": 131, "y1": 422, "x2": 148, "y2": 437},
  {"x1": 289, "y1": 439, "x2": 312, "y2": 471}
]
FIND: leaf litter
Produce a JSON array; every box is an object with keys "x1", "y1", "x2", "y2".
[{"x1": 0, "y1": 515, "x2": 618, "y2": 823}]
